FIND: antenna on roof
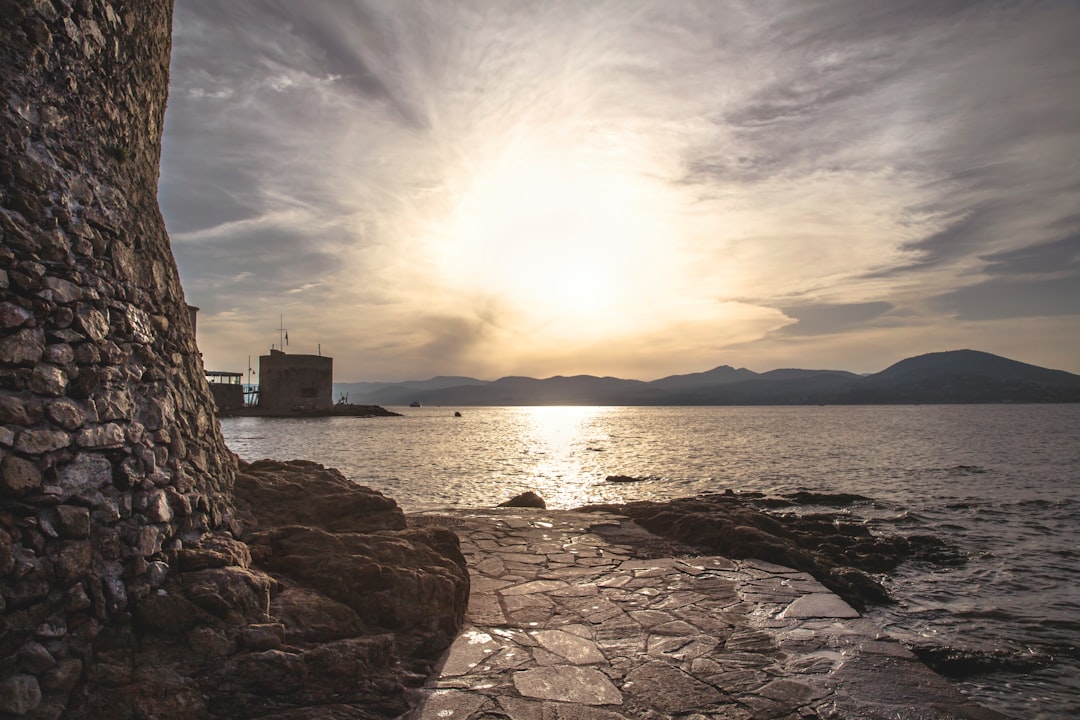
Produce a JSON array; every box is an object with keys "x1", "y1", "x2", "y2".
[{"x1": 277, "y1": 314, "x2": 288, "y2": 351}]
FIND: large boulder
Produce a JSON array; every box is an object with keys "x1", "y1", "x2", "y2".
[
  {"x1": 234, "y1": 459, "x2": 406, "y2": 533},
  {"x1": 498, "y1": 490, "x2": 546, "y2": 508},
  {"x1": 258, "y1": 524, "x2": 468, "y2": 657}
]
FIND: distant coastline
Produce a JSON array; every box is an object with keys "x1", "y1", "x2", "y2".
[{"x1": 335, "y1": 349, "x2": 1080, "y2": 407}]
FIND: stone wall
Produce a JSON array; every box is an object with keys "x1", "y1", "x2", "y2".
[{"x1": 1, "y1": 0, "x2": 237, "y2": 714}]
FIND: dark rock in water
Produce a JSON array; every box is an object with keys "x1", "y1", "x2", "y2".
[
  {"x1": 908, "y1": 645, "x2": 1051, "y2": 678},
  {"x1": 499, "y1": 491, "x2": 547, "y2": 509},
  {"x1": 328, "y1": 403, "x2": 403, "y2": 418},
  {"x1": 756, "y1": 491, "x2": 871, "y2": 508},
  {"x1": 605, "y1": 474, "x2": 658, "y2": 483},
  {"x1": 783, "y1": 491, "x2": 872, "y2": 506},
  {"x1": 576, "y1": 493, "x2": 963, "y2": 612}
]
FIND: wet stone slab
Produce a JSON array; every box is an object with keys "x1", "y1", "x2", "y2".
[
  {"x1": 513, "y1": 666, "x2": 622, "y2": 705},
  {"x1": 403, "y1": 508, "x2": 1011, "y2": 720},
  {"x1": 781, "y1": 592, "x2": 860, "y2": 619}
]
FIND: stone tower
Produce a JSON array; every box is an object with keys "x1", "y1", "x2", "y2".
[
  {"x1": 1, "y1": 1, "x2": 236, "y2": 713},
  {"x1": 257, "y1": 350, "x2": 333, "y2": 414}
]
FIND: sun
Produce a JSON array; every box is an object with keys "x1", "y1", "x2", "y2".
[
  {"x1": 466, "y1": 170, "x2": 628, "y2": 316},
  {"x1": 436, "y1": 136, "x2": 670, "y2": 334}
]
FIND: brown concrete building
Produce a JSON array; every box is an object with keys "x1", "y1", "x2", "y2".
[{"x1": 258, "y1": 349, "x2": 333, "y2": 413}]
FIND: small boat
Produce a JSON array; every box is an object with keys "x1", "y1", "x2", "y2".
[{"x1": 409, "y1": 401, "x2": 422, "y2": 408}]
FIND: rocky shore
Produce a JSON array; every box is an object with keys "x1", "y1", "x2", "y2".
[
  {"x1": 59, "y1": 459, "x2": 469, "y2": 719},
  {"x1": 22, "y1": 472, "x2": 1000, "y2": 719},
  {"x1": 403, "y1": 506, "x2": 1007, "y2": 720},
  {"x1": 577, "y1": 490, "x2": 964, "y2": 612},
  {"x1": 3, "y1": 445, "x2": 996, "y2": 719}
]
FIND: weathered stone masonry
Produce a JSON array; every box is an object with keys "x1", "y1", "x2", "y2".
[{"x1": 1, "y1": 0, "x2": 236, "y2": 714}]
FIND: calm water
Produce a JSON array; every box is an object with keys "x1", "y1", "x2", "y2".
[{"x1": 221, "y1": 405, "x2": 1080, "y2": 719}]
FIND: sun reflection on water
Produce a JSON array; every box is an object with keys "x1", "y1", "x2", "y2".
[{"x1": 509, "y1": 406, "x2": 617, "y2": 508}]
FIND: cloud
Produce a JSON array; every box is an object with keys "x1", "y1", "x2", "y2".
[
  {"x1": 162, "y1": 0, "x2": 1080, "y2": 380},
  {"x1": 172, "y1": 211, "x2": 348, "y2": 311},
  {"x1": 778, "y1": 302, "x2": 894, "y2": 336},
  {"x1": 933, "y1": 275, "x2": 1080, "y2": 321},
  {"x1": 980, "y1": 232, "x2": 1080, "y2": 277}
]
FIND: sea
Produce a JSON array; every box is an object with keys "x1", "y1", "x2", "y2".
[{"x1": 220, "y1": 404, "x2": 1080, "y2": 719}]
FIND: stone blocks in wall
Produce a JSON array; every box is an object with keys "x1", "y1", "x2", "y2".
[{"x1": 1, "y1": 0, "x2": 237, "y2": 715}]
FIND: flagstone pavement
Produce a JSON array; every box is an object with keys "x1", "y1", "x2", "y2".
[{"x1": 403, "y1": 508, "x2": 1008, "y2": 720}]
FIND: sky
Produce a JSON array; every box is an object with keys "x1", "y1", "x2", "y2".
[{"x1": 160, "y1": 0, "x2": 1080, "y2": 382}]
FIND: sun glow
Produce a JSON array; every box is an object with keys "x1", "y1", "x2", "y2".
[{"x1": 435, "y1": 133, "x2": 680, "y2": 335}]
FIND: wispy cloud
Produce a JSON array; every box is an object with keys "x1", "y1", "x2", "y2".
[{"x1": 162, "y1": 0, "x2": 1080, "y2": 379}]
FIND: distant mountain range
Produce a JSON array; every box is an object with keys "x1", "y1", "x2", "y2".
[{"x1": 333, "y1": 350, "x2": 1080, "y2": 406}]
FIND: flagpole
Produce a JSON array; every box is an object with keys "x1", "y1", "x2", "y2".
[{"x1": 277, "y1": 315, "x2": 289, "y2": 351}]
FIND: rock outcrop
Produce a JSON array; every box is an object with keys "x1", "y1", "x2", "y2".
[
  {"x1": 236, "y1": 459, "x2": 469, "y2": 662},
  {"x1": 497, "y1": 491, "x2": 546, "y2": 509},
  {"x1": 578, "y1": 492, "x2": 963, "y2": 611},
  {"x1": 1, "y1": 4, "x2": 468, "y2": 717}
]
